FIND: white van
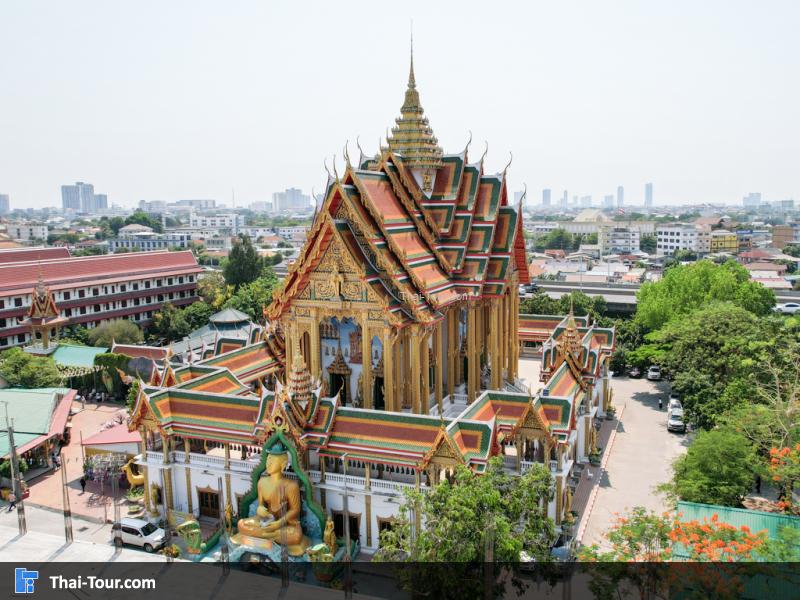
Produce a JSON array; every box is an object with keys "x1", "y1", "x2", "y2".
[
  {"x1": 111, "y1": 518, "x2": 166, "y2": 552},
  {"x1": 667, "y1": 408, "x2": 686, "y2": 433}
]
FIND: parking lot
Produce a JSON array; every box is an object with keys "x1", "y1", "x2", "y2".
[{"x1": 580, "y1": 374, "x2": 690, "y2": 549}]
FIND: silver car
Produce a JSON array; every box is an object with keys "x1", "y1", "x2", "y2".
[{"x1": 111, "y1": 517, "x2": 166, "y2": 552}]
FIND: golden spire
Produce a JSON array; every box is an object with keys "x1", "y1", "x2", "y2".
[{"x1": 386, "y1": 34, "x2": 444, "y2": 174}]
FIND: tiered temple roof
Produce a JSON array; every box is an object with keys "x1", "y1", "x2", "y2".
[{"x1": 268, "y1": 59, "x2": 528, "y2": 327}]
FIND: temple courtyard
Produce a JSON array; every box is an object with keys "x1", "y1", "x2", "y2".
[{"x1": 518, "y1": 358, "x2": 691, "y2": 550}]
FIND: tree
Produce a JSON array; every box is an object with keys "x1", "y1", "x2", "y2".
[
  {"x1": 636, "y1": 260, "x2": 775, "y2": 331},
  {"x1": 668, "y1": 430, "x2": 757, "y2": 506},
  {"x1": 182, "y1": 302, "x2": 214, "y2": 330},
  {"x1": 557, "y1": 291, "x2": 606, "y2": 321},
  {"x1": 87, "y1": 319, "x2": 143, "y2": 347},
  {"x1": 124, "y1": 210, "x2": 163, "y2": 233},
  {"x1": 533, "y1": 228, "x2": 574, "y2": 252},
  {"x1": 768, "y1": 444, "x2": 800, "y2": 514},
  {"x1": 639, "y1": 233, "x2": 657, "y2": 254},
  {"x1": 223, "y1": 234, "x2": 264, "y2": 288},
  {"x1": 197, "y1": 271, "x2": 233, "y2": 309},
  {"x1": 223, "y1": 268, "x2": 280, "y2": 321},
  {"x1": 150, "y1": 302, "x2": 191, "y2": 343},
  {"x1": 519, "y1": 290, "x2": 559, "y2": 314},
  {"x1": 375, "y1": 458, "x2": 555, "y2": 563},
  {"x1": 580, "y1": 507, "x2": 769, "y2": 562},
  {"x1": 633, "y1": 303, "x2": 789, "y2": 427},
  {"x1": 0, "y1": 348, "x2": 62, "y2": 388}
]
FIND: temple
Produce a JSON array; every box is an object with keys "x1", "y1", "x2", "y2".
[{"x1": 128, "y1": 53, "x2": 616, "y2": 558}]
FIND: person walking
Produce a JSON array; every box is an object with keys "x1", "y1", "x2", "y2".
[
  {"x1": 80, "y1": 477, "x2": 86, "y2": 494},
  {"x1": 658, "y1": 397, "x2": 663, "y2": 410},
  {"x1": 7, "y1": 492, "x2": 16, "y2": 512}
]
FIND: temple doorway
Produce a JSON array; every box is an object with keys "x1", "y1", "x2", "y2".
[
  {"x1": 197, "y1": 488, "x2": 220, "y2": 519},
  {"x1": 373, "y1": 376, "x2": 384, "y2": 410},
  {"x1": 333, "y1": 511, "x2": 360, "y2": 544}
]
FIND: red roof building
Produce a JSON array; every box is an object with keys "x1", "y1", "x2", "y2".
[
  {"x1": 0, "y1": 246, "x2": 71, "y2": 264},
  {"x1": 0, "y1": 250, "x2": 202, "y2": 348}
]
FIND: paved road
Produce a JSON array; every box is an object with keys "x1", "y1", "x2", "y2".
[
  {"x1": 0, "y1": 504, "x2": 162, "y2": 561},
  {"x1": 581, "y1": 376, "x2": 690, "y2": 549}
]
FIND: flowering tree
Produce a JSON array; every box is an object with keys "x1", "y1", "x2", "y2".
[{"x1": 769, "y1": 444, "x2": 800, "y2": 514}]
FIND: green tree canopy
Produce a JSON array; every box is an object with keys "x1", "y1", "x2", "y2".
[
  {"x1": 375, "y1": 458, "x2": 555, "y2": 563},
  {"x1": 223, "y1": 234, "x2": 264, "y2": 288},
  {"x1": 636, "y1": 260, "x2": 775, "y2": 331},
  {"x1": 181, "y1": 302, "x2": 214, "y2": 331},
  {"x1": 639, "y1": 233, "x2": 657, "y2": 254},
  {"x1": 630, "y1": 303, "x2": 791, "y2": 427},
  {"x1": 124, "y1": 210, "x2": 163, "y2": 233},
  {"x1": 87, "y1": 319, "x2": 143, "y2": 347},
  {"x1": 668, "y1": 429, "x2": 758, "y2": 507},
  {"x1": 150, "y1": 302, "x2": 192, "y2": 343},
  {"x1": 223, "y1": 267, "x2": 280, "y2": 321},
  {"x1": 0, "y1": 348, "x2": 62, "y2": 388}
]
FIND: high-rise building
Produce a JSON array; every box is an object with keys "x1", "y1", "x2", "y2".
[
  {"x1": 603, "y1": 195, "x2": 614, "y2": 209},
  {"x1": 561, "y1": 190, "x2": 569, "y2": 210},
  {"x1": 61, "y1": 181, "x2": 102, "y2": 212},
  {"x1": 616, "y1": 185, "x2": 624, "y2": 207},
  {"x1": 742, "y1": 192, "x2": 761, "y2": 209},
  {"x1": 644, "y1": 183, "x2": 653, "y2": 210},
  {"x1": 272, "y1": 188, "x2": 311, "y2": 213},
  {"x1": 93, "y1": 194, "x2": 108, "y2": 211},
  {"x1": 0, "y1": 194, "x2": 9, "y2": 215},
  {"x1": 542, "y1": 188, "x2": 551, "y2": 207},
  {"x1": 580, "y1": 196, "x2": 592, "y2": 208}
]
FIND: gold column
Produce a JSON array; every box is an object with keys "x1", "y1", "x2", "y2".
[
  {"x1": 161, "y1": 434, "x2": 174, "y2": 511},
  {"x1": 410, "y1": 327, "x2": 421, "y2": 414},
  {"x1": 365, "y1": 494, "x2": 373, "y2": 548},
  {"x1": 446, "y1": 309, "x2": 456, "y2": 398},
  {"x1": 140, "y1": 428, "x2": 150, "y2": 513},
  {"x1": 402, "y1": 329, "x2": 411, "y2": 409},
  {"x1": 184, "y1": 438, "x2": 192, "y2": 514},
  {"x1": 421, "y1": 330, "x2": 430, "y2": 413},
  {"x1": 434, "y1": 320, "x2": 443, "y2": 412},
  {"x1": 491, "y1": 302, "x2": 502, "y2": 389},
  {"x1": 311, "y1": 309, "x2": 321, "y2": 380},
  {"x1": 361, "y1": 319, "x2": 372, "y2": 409},
  {"x1": 555, "y1": 476, "x2": 563, "y2": 525},
  {"x1": 467, "y1": 303, "x2": 477, "y2": 402},
  {"x1": 383, "y1": 327, "x2": 395, "y2": 412}
]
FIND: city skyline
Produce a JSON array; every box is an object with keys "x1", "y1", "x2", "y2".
[{"x1": 1, "y1": 1, "x2": 798, "y2": 209}]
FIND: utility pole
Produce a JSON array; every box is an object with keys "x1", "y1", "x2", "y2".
[{"x1": 3, "y1": 403, "x2": 27, "y2": 535}]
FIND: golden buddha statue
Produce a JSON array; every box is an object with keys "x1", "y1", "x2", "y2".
[{"x1": 236, "y1": 441, "x2": 309, "y2": 555}]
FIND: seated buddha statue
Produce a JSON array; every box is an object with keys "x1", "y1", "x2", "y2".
[{"x1": 237, "y1": 441, "x2": 308, "y2": 553}]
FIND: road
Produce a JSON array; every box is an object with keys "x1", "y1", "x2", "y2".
[{"x1": 580, "y1": 376, "x2": 690, "y2": 549}]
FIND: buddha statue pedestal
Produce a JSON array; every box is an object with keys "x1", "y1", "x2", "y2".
[{"x1": 232, "y1": 442, "x2": 310, "y2": 557}]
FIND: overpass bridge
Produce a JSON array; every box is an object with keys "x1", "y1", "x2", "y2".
[{"x1": 531, "y1": 280, "x2": 800, "y2": 313}]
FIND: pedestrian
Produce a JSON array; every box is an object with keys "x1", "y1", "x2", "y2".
[
  {"x1": 658, "y1": 397, "x2": 663, "y2": 410},
  {"x1": 7, "y1": 492, "x2": 16, "y2": 512},
  {"x1": 80, "y1": 477, "x2": 86, "y2": 494},
  {"x1": 755, "y1": 474, "x2": 762, "y2": 494}
]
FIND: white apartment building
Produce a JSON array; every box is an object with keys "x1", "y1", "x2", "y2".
[
  {"x1": 188, "y1": 212, "x2": 245, "y2": 231},
  {"x1": 275, "y1": 225, "x2": 309, "y2": 239},
  {"x1": 6, "y1": 224, "x2": 48, "y2": 241},
  {"x1": 656, "y1": 223, "x2": 710, "y2": 256},
  {"x1": 599, "y1": 226, "x2": 641, "y2": 255}
]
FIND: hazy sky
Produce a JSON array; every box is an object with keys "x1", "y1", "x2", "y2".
[{"x1": 2, "y1": 1, "x2": 798, "y2": 209}]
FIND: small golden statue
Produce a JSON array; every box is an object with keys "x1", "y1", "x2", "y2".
[
  {"x1": 224, "y1": 500, "x2": 234, "y2": 536},
  {"x1": 149, "y1": 483, "x2": 161, "y2": 516},
  {"x1": 323, "y1": 517, "x2": 338, "y2": 557},
  {"x1": 236, "y1": 441, "x2": 309, "y2": 555}
]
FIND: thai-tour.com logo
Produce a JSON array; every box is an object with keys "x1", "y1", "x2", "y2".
[
  {"x1": 14, "y1": 568, "x2": 156, "y2": 593},
  {"x1": 14, "y1": 568, "x2": 38, "y2": 594}
]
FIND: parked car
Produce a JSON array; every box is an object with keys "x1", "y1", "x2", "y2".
[
  {"x1": 628, "y1": 367, "x2": 642, "y2": 378},
  {"x1": 774, "y1": 302, "x2": 800, "y2": 315},
  {"x1": 647, "y1": 365, "x2": 662, "y2": 381},
  {"x1": 667, "y1": 408, "x2": 686, "y2": 433},
  {"x1": 111, "y1": 518, "x2": 166, "y2": 552}
]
